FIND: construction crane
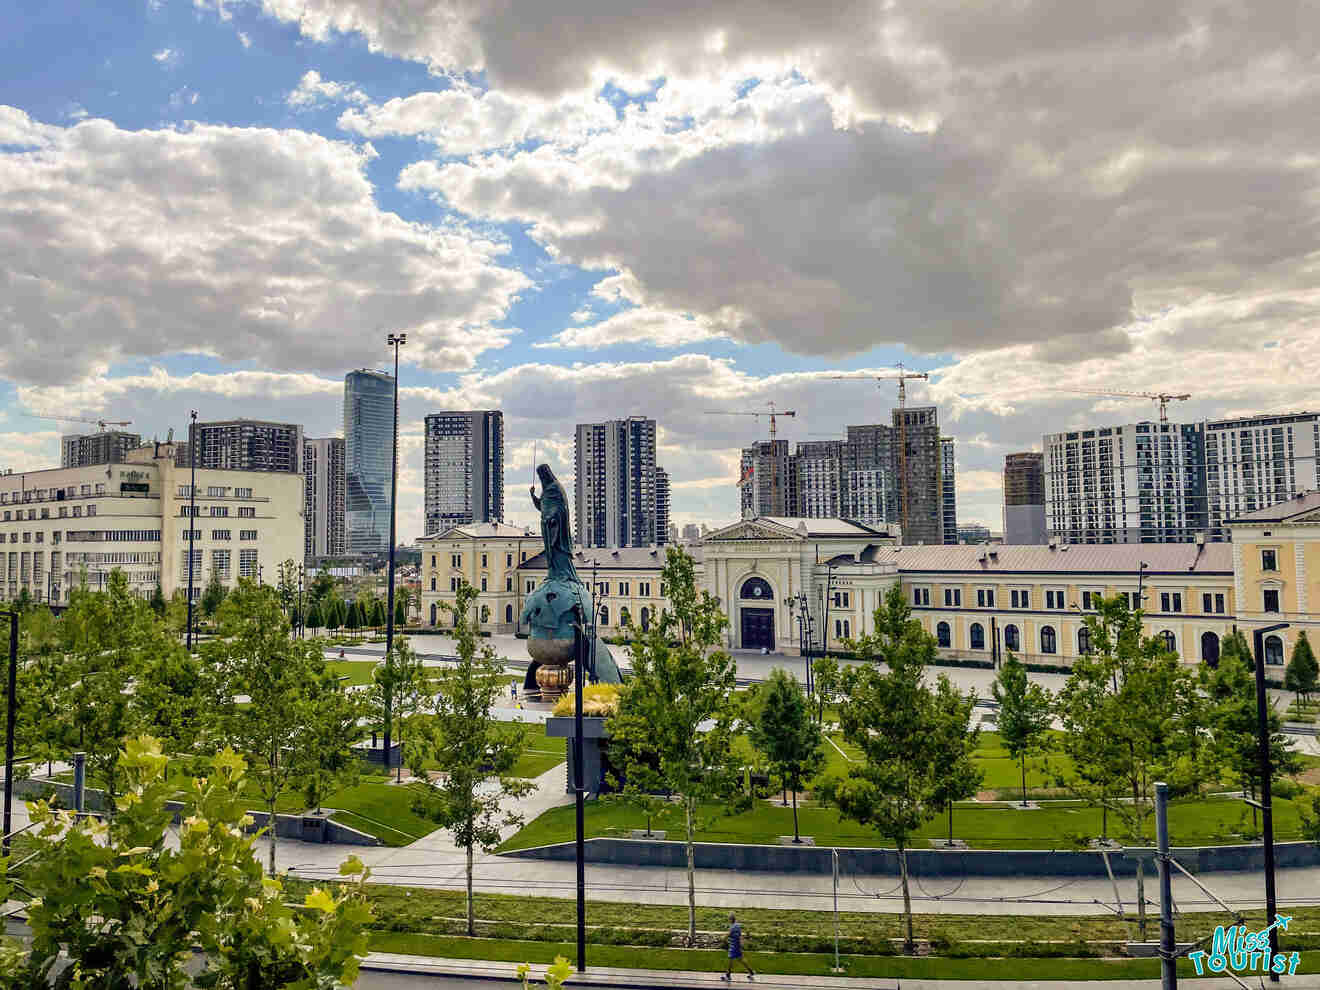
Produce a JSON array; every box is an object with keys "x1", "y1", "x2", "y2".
[
  {"x1": 831, "y1": 364, "x2": 930, "y2": 537},
  {"x1": 27, "y1": 414, "x2": 133, "y2": 432},
  {"x1": 1046, "y1": 387, "x2": 1191, "y2": 423},
  {"x1": 706, "y1": 402, "x2": 797, "y2": 517}
]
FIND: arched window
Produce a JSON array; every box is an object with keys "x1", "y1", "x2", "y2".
[
  {"x1": 970, "y1": 623, "x2": 985, "y2": 649},
  {"x1": 620, "y1": 606, "x2": 631, "y2": 627},
  {"x1": 1201, "y1": 631, "x2": 1220, "y2": 665},
  {"x1": 1041, "y1": 625, "x2": 1057, "y2": 654},
  {"x1": 640, "y1": 606, "x2": 650, "y2": 631},
  {"x1": 505, "y1": 603, "x2": 513, "y2": 623},
  {"x1": 843, "y1": 619, "x2": 851, "y2": 638},
  {"x1": 1004, "y1": 624, "x2": 1020, "y2": 651},
  {"x1": 599, "y1": 605, "x2": 609, "y2": 627},
  {"x1": 740, "y1": 576, "x2": 773, "y2": 600},
  {"x1": 430, "y1": 603, "x2": 437, "y2": 625},
  {"x1": 936, "y1": 621, "x2": 951, "y2": 648},
  {"x1": 1265, "y1": 634, "x2": 1284, "y2": 665},
  {"x1": 1078, "y1": 627, "x2": 1092, "y2": 655},
  {"x1": 430, "y1": 577, "x2": 436, "y2": 591},
  {"x1": 1159, "y1": 630, "x2": 1176, "y2": 653}
]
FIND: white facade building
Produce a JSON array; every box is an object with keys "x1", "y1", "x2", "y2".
[{"x1": 1205, "y1": 412, "x2": 1320, "y2": 538}]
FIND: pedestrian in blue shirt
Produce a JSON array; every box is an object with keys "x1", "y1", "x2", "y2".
[{"x1": 721, "y1": 913, "x2": 754, "y2": 981}]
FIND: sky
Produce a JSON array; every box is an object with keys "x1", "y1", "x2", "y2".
[{"x1": 2, "y1": 1, "x2": 1318, "y2": 541}]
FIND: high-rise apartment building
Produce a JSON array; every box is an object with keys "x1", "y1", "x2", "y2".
[
  {"x1": 1044, "y1": 421, "x2": 1207, "y2": 544},
  {"x1": 344, "y1": 369, "x2": 395, "y2": 555},
  {"x1": 895, "y1": 406, "x2": 944, "y2": 545},
  {"x1": 574, "y1": 417, "x2": 660, "y2": 548},
  {"x1": 655, "y1": 466, "x2": 670, "y2": 545},
  {"x1": 423, "y1": 411, "x2": 504, "y2": 535},
  {"x1": 303, "y1": 437, "x2": 346, "y2": 559},
  {"x1": 740, "y1": 440, "x2": 794, "y2": 518},
  {"x1": 794, "y1": 441, "x2": 844, "y2": 519},
  {"x1": 61, "y1": 431, "x2": 142, "y2": 468},
  {"x1": 1204, "y1": 412, "x2": 1320, "y2": 537},
  {"x1": 184, "y1": 420, "x2": 303, "y2": 473},
  {"x1": 841, "y1": 424, "x2": 896, "y2": 527},
  {"x1": 941, "y1": 437, "x2": 957, "y2": 545},
  {"x1": 1003, "y1": 452, "x2": 1047, "y2": 544}
]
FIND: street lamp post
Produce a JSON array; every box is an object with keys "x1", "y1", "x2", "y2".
[
  {"x1": 1, "y1": 609, "x2": 18, "y2": 857},
  {"x1": 298, "y1": 563, "x2": 305, "y2": 639},
  {"x1": 186, "y1": 410, "x2": 198, "y2": 650},
  {"x1": 383, "y1": 332, "x2": 407, "y2": 771},
  {"x1": 1253, "y1": 621, "x2": 1289, "y2": 983}
]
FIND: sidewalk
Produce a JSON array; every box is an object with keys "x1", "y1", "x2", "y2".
[{"x1": 360, "y1": 951, "x2": 1320, "y2": 989}]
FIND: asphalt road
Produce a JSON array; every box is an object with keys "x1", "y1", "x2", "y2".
[{"x1": 355, "y1": 973, "x2": 503, "y2": 988}]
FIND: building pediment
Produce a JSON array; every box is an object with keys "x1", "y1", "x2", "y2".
[{"x1": 704, "y1": 519, "x2": 803, "y2": 543}]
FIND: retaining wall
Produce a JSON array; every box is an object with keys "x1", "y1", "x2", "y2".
[
  {"x1": 12, "y1": 778, "x2": 379, "y2": 847},
  {"x1": 502, "y1": 835, "x2": 1320, "y2": 876}
]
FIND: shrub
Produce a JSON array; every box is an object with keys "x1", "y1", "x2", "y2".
[{"x1": 552, "y1": 683, "x2": 622, "y2": 717}]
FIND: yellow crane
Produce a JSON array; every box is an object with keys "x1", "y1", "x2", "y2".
[
  {"x1": 831, "y1": 364, "x2": 930, "y2": 536},
  {"x1": 706, "y1": 402, "x2": 797, "y2": 516},
  {"x1": 1047, "y1": 387, "x2": 1191, "y2": 423}
]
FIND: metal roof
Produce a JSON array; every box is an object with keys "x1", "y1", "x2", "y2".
[
  {"x1": 419, "y1": 522, "x2": 537, "y2": 541},
  {"x1": 738, "y1": 516, "x2": 890, "y2": 537},
  {"x1": 870, "y1": 541, "x2": 1233, "y2": 575},
  {"x1": 1227, "y1": 491, "x2": 1320, "y2": 524},
  {"x1": 519, "y1": 545, "x2": 702, "y2": 571}
]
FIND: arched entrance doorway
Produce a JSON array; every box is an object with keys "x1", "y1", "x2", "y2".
[
  {"x1": 1201, "y1": 631, "x2": 1220, "y2": 666},
  {"x1": 739, "y1": 576, "x2": 775, "y2": 650}
]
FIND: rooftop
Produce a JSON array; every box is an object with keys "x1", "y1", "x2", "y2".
[
  {"x1": 519, "y1": 545, "x2": 702, "y2": 571},
  {"x1": 1227, "y1": 491, "x2": 1320, "y2": 524},
  {"x1": 871, "y1": 541, "x2": 1233, "y2": 575},
  {"x1": 419, "y1": 522, "x2": 537, "y2": 541}
]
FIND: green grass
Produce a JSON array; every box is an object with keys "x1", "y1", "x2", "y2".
[
  {"x1": 365, "y1": 931, "x2": 1319, "y2": 981},
  {"x1": 322, "y1": 780, "x2": 437, "y2": 846},
  {"x1": 499, "y1": 791, "x2": 1315, "y2": 852},
  {"x1": 324, "y1": 660, "x2": 379, "y2": 686}
]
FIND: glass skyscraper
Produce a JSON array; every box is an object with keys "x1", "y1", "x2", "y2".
[{"x1": 344, "y1": 369, "x2": 394, "y2": 555}]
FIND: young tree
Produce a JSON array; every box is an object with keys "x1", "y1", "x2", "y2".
[
  {"x1": 346, "y1": 599, "x2": 362, "y2": 639},
  {"x1": 1286, "y1": 631, "x2": 1319, "y2": 705},
  {"x1": 407, "y1": 581, "x2": 532, "y2": 935},
  {"x1": 370, "y1": 597, "x2": 387, "y2": 632},
  {"x1": 811, "y1": 655, "x2": 841, "y2": 724},
  {"x1": 992, "y1": 652, "x2": 1053, "y2": 806},
  {"x1": 276, "y1": 557, "x2": 299, "y2": 616},
  {"x1": 929, "y1": 673, "x2": 983, "y2": 843},
  {"x1": 1056, "y1": 593, "x2": 1203, "y2": 938},
  {"x1": 302, "y1": 667, "x2": 370, "y2": 813},
  {"x1": 201, "y1": 564, "x2": 228, "y2": 618},
  {"x1": 395, "y1": 592, "x2": 410, "y2": 627},
  {"x1": 369, "y1": 638, "x2": 429, "y2": 782},
  {"x1": 819, "y1": 606, "x2": 945, "y2": 953},
  {"x1": 0, "y1": 736, "x2": 373, "y2": 988},
  {"x1": 749, "y1": 668, "x2": 824, "y2": 842},
  {"x1": 149, "y1": 581, "x2": 166, "y2": 617},
  {"x1": 608, "y1": 546, "x2": 741, "y2": 945},
  {"x1": 305, "y1": 598, "x2": 324, "y2": 636},
  {"x1": 209, "y1": 578, "x2": 350, "y2": 873}
]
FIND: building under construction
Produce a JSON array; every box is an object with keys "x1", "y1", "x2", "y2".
[{"x1": 61, "y1": 431, "x2": 143, "y2": 468}]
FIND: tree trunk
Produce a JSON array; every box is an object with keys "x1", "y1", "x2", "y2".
[
  {"x1": 791, "y1": 781, "x2": 800, "y2": 842},
  {"x1": 267, "y1": 791, "x2": 278, "y2": 875},
  {"x1": 465, "y1": 841, "x2": 475, "y2": 936},
  {"x1": 1136, "y1": 857, "x2": 1147, "y2": 940},
  {"x1": 898, "y1": 842, "x2": 914, "y2": 954},
  {"x1": 947, "y1": 802, "x2": 953, "y2": 843},
  {"x1": 1021, "y1": 753, "x2": 1028, "y2": 807},
  {"x1": 685, "y1": 798, "x2": 697, "y2": 946}
]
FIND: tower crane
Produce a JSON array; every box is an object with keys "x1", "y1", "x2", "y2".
[
  {"x1": 831, "y1": 364, "x2": 930, "y2": 537},
  {"x1": 706, "y1": 402, "x2": 797, "y2": 517},
  {"x1": 27, "y1": 414, "x2": 133, "y2": 432},
  {"x1": 1046, "y1": 387, "x2": 1191, "y2": 423}
]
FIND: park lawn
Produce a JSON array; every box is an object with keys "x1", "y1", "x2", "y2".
[
  {"x1": 325, "y1": 659, "x2": 379, "y2": 686},
  {"x1": 499, "y1": 791, "x2": 1313, "y2": 852},
  {"x1": 322, "y1": 780, "x2": 437, "y2": 846}
]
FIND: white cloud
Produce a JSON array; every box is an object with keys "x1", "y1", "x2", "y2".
[
  {"x1": 0, "y1": 111, "x2": 529, "y2": 384},
  {"x1": 538, "y1": 304, "x2": 729, "y2": 350},
  {"x1": 238, "y1": 31, "x2": 252, "y2": 48},
  {"x1": 153, "y1": 48, "x2": 179, "y2": 65},
  {"x1": 286, "y1": 70, "x2": 369, "y2": 109}
]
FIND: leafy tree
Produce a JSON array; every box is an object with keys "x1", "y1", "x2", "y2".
[
  {"x1": 131, "y1": 642, "x2": 222, "y2": 757},
  {"x1": 1202, "y1": 652, "x2": 1299, "y2": 827},
  {"x1": 395, "y1": 593, "x2": 409, "y2": 627},
  {"x1": 305, "y1": 598, "x2": 324, "y2": 635},
  {"x1": 992, "y1": 652, "x2": 1053, "y2": 806},
  {"x1": 1056, "y1": 594, "x2": 1203, "y2": 938},
  {"x1": 811, "y1": 655, "x2": 841, "y2": 724},
  {"x1": 309, "y1": 570, "x2": 336, "y2": 604},
  {"x1": 302, "y1": 668, "x2": 370, "y2": 813},
  {"x1": 149, "y1": 581, "x2": 166, "y2": 617},
  {"x1": 607, "y1": 546, "x2": 741, "y2": 945},
  {"x1": 0, "y1": 736, "x2": 373, "y2": 988},
  {"x1": 929, "y1": 673, "x2": 983, "y2": 843},
  {"x1": 276, "y1": 557, "x2": 299, "y2": 615},
  {"x1": 201, "y1": 564, "x2": 228, "y2": 618},
  {"x1": 369, "y1": 638, "x2": 429, "y2": 781},
  {"x1": 1220, "y1": 628, "x2": 1253, "y2": 669},
  {"x1": 346, "y1": 599, "x2": 362, "y2": 639},
  {"x1": 209, "y1": 578, "x2": 350, "y2": 873},
  {"x1": 370, "y1": 597, "x2": 387, "y2": 631},
  {"x1": 819, "y1": 605, "x2": 944, "y2": 953},
  {"x1": 749, "y1": 669, "x2": 824, "y2": 842},
  {"x1": 324, "y1": 596, "x2": 343, "y2": 636},
  {"x1": 407, "y1": 581, "x2": 532, "y2": 935},
  {"x1": 1286, "y1": 631, "x2": 1319, "y2": 704}
]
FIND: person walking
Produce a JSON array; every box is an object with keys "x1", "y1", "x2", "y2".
[{"x1": 721, "y1": 913, "x2": 754, "y2": 981}]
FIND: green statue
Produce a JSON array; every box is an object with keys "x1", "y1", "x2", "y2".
[{"x1": 521, "y1": 464, "x2": 620, "y2": 695}]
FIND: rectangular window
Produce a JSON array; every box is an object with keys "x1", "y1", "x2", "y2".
[
  {"x1": 239, "y1": 530, "x2": 257, "y2": 541},
  {"x1": 1262, "y1": 549, "x2": 1278, "y2": 571},
  {"x1": 1171, "y1": 593, "x2": 1181, "y2": 613},
  {"x1": 481, "y1": 553, "x2": 488, "y2": 568},
  {"x1": 207, "y1": 486, "x2": 227, "y2": 497},
  {"x1": 211, "y1": 530, "x2": 230, "y2": 541},
  {"x1": 526, "y1": 580, "x2": 535, "y2": 593},
  {"x1": 181, "y1": 529, "x2": 200, "y2": 540},
  {"x1": 451, "y1": 553, "x2": 461, "y2": 568},
  {"x1": 72, "y1": 506, "x2": 82, "y2": 518},
  {"x1": 236, "y1": 488, "x2": 253, "y2": 499},
  {"x1": 977, "y1": 588, "x2": 995, "y2": 608},
  {"x1": 506, "y1": 553, "x2": 513, "y2": 567},
  {"x1": 1215, "y1": 593, "x2": 1225, "y2": 614},
  {"x1": 505, "y1": 576, "x2": 513, "y2": 591},
  {"x1": 1264, "y1": 589, "x2": 1280, "y2": 613},
  {"x1": 480, "y1": 577, "x2": 487, "y2": 591},
  {"x1": 1082, "y1": 591, "x2": 1095, "y2": 609},
  {"x1": 619, "y1": 581, "x2": 630, "y2": 596},
  {"x1": 450, "y1": 577, "x2": 458, "y2": 591},
  {"x1": 210, "y1": 506, "x2": 228, "y2": 517},
  {"x1": 86, "y1": 506, "x2": 95, "y2": 517},
  {"x1": 1203, "y1": 593, "x2": 1212, "y2": 614},
  {"x1": 1160, "y1": 592, "x2": 1170, "y2": 612},
  {"x1": 238, "y1": 548, "x2": 258, "y2": 578},
  {"x1": 212, "y1": 549, "x2": 231, "y2": 579},
  {"x1": 237, "y1": 507, "x2": 255, "y2": 518}
]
